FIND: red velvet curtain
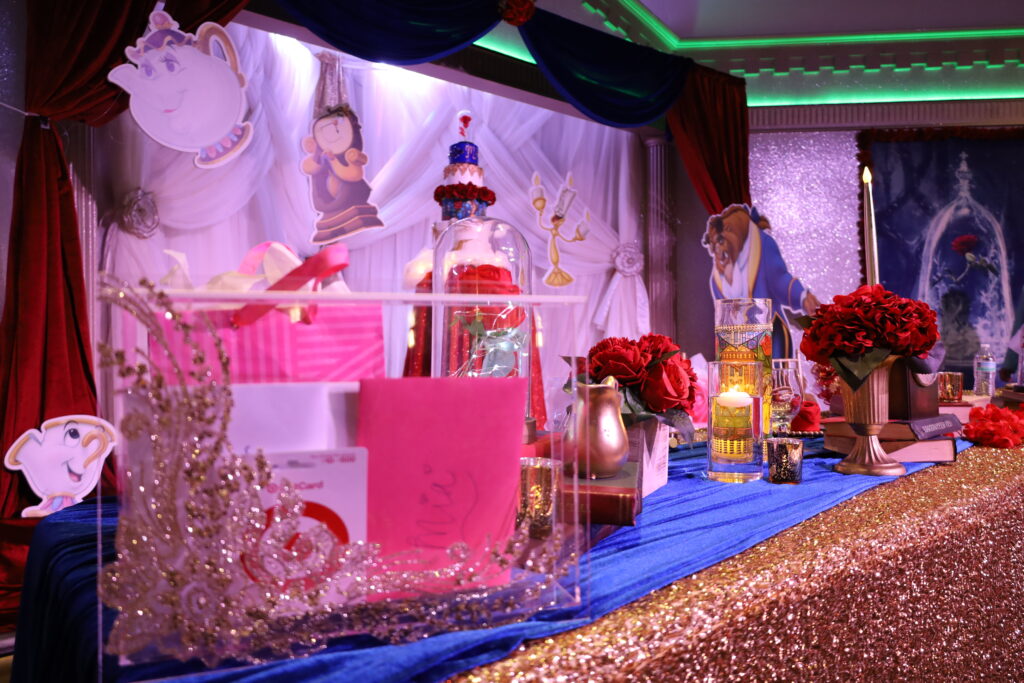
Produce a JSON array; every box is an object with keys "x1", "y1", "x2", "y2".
[
  {"x1": 665, "y1": 65, "x2": 751, "y2": 214},
  {"x1": 0, "y1": 0, "x2": 248, "y2": 632}
]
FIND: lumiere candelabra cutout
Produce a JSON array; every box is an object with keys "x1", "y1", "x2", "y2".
[{"x1": 529, "y1": 172, "x2": 589, "y2": 287}]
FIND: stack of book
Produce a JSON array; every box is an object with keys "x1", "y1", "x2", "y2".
[
  {"x1": 938, "y1": 393, "x2": 990, "y2": 425},
  {"x1": 823, "y1": 414, "x2": 963, "y2": 463}
]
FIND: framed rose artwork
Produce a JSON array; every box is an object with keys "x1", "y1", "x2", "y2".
[{"x1": 857, "y1": 128, "x2": 1024, "y2": 385}]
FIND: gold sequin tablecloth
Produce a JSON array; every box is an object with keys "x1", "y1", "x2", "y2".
[{"x1": 458, "y1": 446, "x2": 1024, "y2": 681}]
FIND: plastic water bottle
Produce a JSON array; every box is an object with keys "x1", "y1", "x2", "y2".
[{"x1": 973, "y1": 343, "x2": 997, "y2": 396}]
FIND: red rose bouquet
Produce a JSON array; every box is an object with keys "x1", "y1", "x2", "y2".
[
  {"x1": 799, "y1": 284, "x2": 939, "y2": 391},
  {"x1": 573, "y1": 333, "x2": 697, "y2": 436}
]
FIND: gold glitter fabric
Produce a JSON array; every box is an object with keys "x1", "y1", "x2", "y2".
[{"x1": 457, "y1": 446, "x2": 1024, "y2": 681}]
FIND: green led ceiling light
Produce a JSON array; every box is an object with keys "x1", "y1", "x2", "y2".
[
  {"x1": 473, "y1": 32, "x2": 536, "y2": 64},
  {"x1": 594, "y1": 0, "x2": 1024, "y2": 51},
  {"x1": 748, "y1": 88, "x2": 1024, "y2": 107},
  {"x1": 470, "y1": 4, "x2": 1024, "y2": 108}
]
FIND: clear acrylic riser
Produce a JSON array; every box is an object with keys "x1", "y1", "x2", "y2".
[{"x1": 96, "y1": 284, "x2": 591, "y2": 677}]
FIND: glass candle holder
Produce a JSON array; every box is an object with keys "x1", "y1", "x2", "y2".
[
  {"x1": 517, "y1": 457, "x2": 557, "y2": 539},
  {"x1": 714, "y1": 298, "x2": 773, "y2": 434},
  {"x1": 770, "y1": 358, "x2": 805, "y2": 434},
  {"x1": 766, "y1": 438, "x2": 804, "y2": 484},
  {"x1": 937, "y1": 371, "x2": 963, "y2": 403},
  {"x1": 707, "y1": 361, "x2": 764, "y2": 483}
]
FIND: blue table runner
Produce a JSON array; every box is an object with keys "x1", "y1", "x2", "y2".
[{"x1": 13, "y1": 440, "x2": 948, "y2": 682}]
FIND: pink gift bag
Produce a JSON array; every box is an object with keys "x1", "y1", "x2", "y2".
[{"x1": 147, "y1": 243, "x2": 385, "y2": 384}]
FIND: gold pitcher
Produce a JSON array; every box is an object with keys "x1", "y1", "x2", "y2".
[{"x1": 567, "y1": 376, "x2": 629, "y2": 479}]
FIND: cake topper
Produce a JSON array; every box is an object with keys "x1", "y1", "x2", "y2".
[
  {"x1": 4, "y1": 415, "x2": 117, "y2": 517},
  {"x1": 457, "y1": 110, "x2": 472, "y2": 138},
  {"x1": 108, "y1": 11, "x2": 252, "y2": 168}
]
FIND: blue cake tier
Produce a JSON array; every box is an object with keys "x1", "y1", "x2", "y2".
[
  {"x1": 441, "y1": 198, "x2": 489, "y2": 221},
  {"x1": 448, "y1": 141, "x2": 479, "y2": 165}
]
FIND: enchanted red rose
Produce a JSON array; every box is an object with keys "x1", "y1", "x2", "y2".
[
  {"x1": 448, "y1": 264, "x2": 524, "y2": 329},
  {"x1": 588, "y1": 337, "x2": 650, "y2": 387},
  {"x1": 952, "y1": 234, "x2": 980, "y2": 256}
]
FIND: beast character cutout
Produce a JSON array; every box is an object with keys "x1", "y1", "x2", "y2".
[
  {"x1": 703, "y1": 204, "x2": 820, "y2": 355},
  {"x1": 4, "y1": 416, "x2": 118, "y2": 517},
  {"x1": 108, "y1": 11, "x2": 252, "y2": 168}
]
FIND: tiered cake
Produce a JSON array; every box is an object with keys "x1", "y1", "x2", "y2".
[{"x1": 433, "y1": 113, "x2": 496, "y2": 221}]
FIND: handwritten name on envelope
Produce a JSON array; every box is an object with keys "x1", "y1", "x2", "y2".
[{"x1": 358, "y1": 377, "x2": 527, "y2": 589}]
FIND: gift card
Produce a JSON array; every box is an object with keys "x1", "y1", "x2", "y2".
[{"x1": 242, "y1": 448, "x2": 368, "y2": 596}]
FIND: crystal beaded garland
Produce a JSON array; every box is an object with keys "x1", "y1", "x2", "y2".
[{"x1": 97, "y1": 278, "x2": 571, "y2": 667}]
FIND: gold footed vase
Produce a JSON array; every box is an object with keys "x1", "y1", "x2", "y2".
[{"x1": 835, "y1": 356, "x2": 906, "y2": 477}]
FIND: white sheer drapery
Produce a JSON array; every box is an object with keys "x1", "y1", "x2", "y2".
[{"x1": 104, "y1": 25, "x2": 650, "y2": 384}]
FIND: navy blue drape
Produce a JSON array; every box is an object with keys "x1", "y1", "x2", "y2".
[
  {"x1": 275, "y1": 0, "x2": 501, "y2": 65},
  {"x1": 272, "y1": 2, "x2": 693, "y2": 128},
  {"x1": 519, "y1": 8, "x2": 694, "y2": 128}
]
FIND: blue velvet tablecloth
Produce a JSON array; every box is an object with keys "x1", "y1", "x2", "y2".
[{"x1": 13, "y1": 440, "x2": 950, "y2": 682}]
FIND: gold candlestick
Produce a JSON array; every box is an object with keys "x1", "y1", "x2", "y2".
[{"x1": 862, "y1": 166, "x2": 880, "y2": 286}]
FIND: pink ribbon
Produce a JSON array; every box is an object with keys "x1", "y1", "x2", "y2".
[{"x1": 230, "y1": 243, "x2": 350, "y2": 327}]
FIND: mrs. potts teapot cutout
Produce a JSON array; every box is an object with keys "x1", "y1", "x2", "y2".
[
  {"x1": 4, "y1": 415, "x2": 118, "y2": 517},
  {"x1": 108, "y1": 11, "x2": 253, "y2": 168}
]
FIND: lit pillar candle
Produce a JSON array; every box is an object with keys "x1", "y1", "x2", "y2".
[{"x1": 717, "y1": 387, "x2": 753, "y2": 409}]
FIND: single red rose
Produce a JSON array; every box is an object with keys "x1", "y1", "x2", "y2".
[
  {"x1": 434, "y1": 186, "x2": 446, "y2": 203},
  {"x1": 478, "y1": 187, "x2": 496, "y2": 205},
  {"x1": 952, "y1": 234, "x2": 980, "y2": 256},
  {"x1": 588, "y1": 337, "x2": 650, "y2": 387},
  {"x1": 639, "y1": 355, "x2": 697, "y2": 413},
  {"x1": 637, "y1": 333, "x2": 679, "y2": 360}
]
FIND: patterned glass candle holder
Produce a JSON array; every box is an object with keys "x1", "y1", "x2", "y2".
[
  {"x1": 707, "y1": 361, "x2": 765, "y2": 483},
  {"x1": 714, "y1": 299, "x2": 773, "y2": 434},
  {"x1": 766, "y1": 437, "x2": 804, "y2": 484}
]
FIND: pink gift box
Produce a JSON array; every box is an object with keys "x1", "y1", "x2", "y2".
[{"x1": 149, "y1": 305, "x2": 385, "y2": 384}]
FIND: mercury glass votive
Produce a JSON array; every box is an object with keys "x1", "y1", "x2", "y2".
[
  {"x1": 707, "y1": 361, "x2": 764, "y2": 483},
  {"x1": 937, "y1": 371, "x2": 963, "y2": 403},
  {"x1": 766, "y1": 438, "x2": 804, "y2": 484}
]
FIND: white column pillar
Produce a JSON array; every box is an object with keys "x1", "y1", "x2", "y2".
[{"x1": 644, "y1": 136, "x2": 675, "y2": 336}]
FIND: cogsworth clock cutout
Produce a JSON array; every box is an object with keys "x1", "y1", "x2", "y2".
[
  {"x1": 301, "y1": 52, "x2": 383, "y2": 244},
  {"x1": 4, "y1": 416, "x2": 118, "y2": 517},
  {"x1": 108, "y1": 10, "x2": 252, "y2": 168}
]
